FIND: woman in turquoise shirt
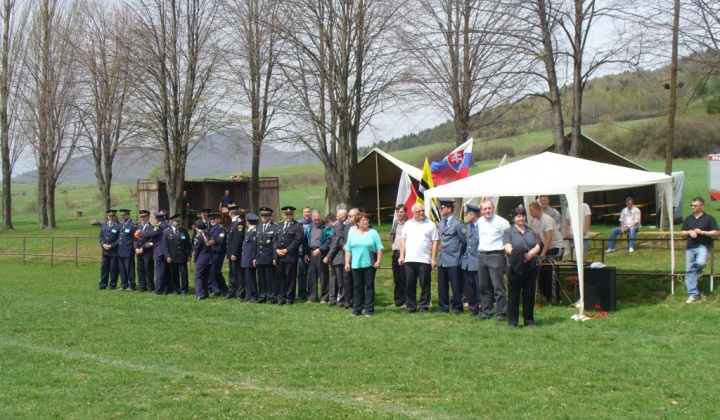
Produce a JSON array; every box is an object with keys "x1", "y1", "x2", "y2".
[{"x1": 345, "y1": 212, "x2": 384, "y2": 317}]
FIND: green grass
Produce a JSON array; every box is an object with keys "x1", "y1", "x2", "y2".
[{"x1": 1, "y1": 257, "x2": 719, "y2": 418}]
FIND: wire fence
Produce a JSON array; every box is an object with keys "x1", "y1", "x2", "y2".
[{"x1": 0, "y1": 236, "x2": 101, "y2": 267}]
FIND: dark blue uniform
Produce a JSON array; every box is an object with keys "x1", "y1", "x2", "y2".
[
  {"x1": 255, "y1": 221, "x2": 278, "y2": 302},
  {"x1": 275, "y1": 220, "x2": 304, "y2": 304},
  {"x1": 140, "y1": 220, "x2": 170, "y2": 294},
  {"x1": 241, "y1": 225, "x2": 258, "y2": 301},
  {"x1": 193, "y1": 230, "x2": 213, "y2": 299},
  {"x1": 98, "y1": 220, "x2": 121, "y2": 289},
  {"x1": 136, "y1": 220, "x2": 156, "y2": 291},
  {"x1": 226, "y1": 217, "x2": 245, "y2": 299},
  {"x1": 437, "y1": 216, "x2": 467, "y2": 314},
  {"x1": 208, "y1": 222, "x2": 229, "y2": 295},
  {"x1": 462, "y1": 221, "x2": 481, "y2": 315},
  {"x1": 117, "y1": 218, "x2": 137, "y2": 290},
  {"x1": 162, "y1": 225, "x2": 191, "y2": 293}
]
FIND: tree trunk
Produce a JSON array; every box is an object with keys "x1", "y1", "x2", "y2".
[
  {"x1": 251, "y1": 137, "x2": 261, "y2": 214},
  {"x1": 0, "y1": 0, "x2": 12, "y2": 229},
  {"x1": 569, "y1": 0, "x2": 584, "y2": 157},
  {"x1": 46, "y1": 178, "x2": 57, "y2": 228}
]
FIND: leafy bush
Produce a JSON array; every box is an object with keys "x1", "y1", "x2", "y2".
[
  {"x1": 707, "y1": 94, "x2": 720, "y2": 114},
  {"x1": 24, "y1": 200, "x2": 39, "y2": 213}
]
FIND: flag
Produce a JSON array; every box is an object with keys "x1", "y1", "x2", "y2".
[
  {"x1": 417, "y1": 158, "x2": 440, "y2": 222},
  {"x1": 395, "y1": 170, "x2": 418, "y2": 220},
  {"x1": 430, "y1": 139, "x2": 473, "y2": 186}
]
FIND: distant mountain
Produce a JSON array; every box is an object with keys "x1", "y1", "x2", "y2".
[{"x1": 14, "y1": 130, "x2": 319, "y2": 184}]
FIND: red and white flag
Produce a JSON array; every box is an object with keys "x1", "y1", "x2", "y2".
[{"x1": 396, "y1": 170, "x2": 418, "y2": 220}]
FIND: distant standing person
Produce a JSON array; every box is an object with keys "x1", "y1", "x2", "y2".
[
  {"x1": 477, "y1": 199, "x2": 510, "y2": 321},
  {"x1": 325, "y1": 208, "x2": 350, "y2": 308},
  {"x1": 436, "y1": 200, "x2": 467, "y2": 315},
  {"x1": 399, "y1": 203, "x2": 438, "y2": 314},
  {"x1": 529, "y1": 201, "x2": 564, "y2": 304},
  {"x1": 182, "y1": 190, "x2": 190, "y2": 226},
  {"x1": 461, "y1": 204, "x2": 481, "y2": 316},
  {"x1": 345, "y1": 212, "x2": 384, "y2": 317},
  {"x1": 538, "y1": 195, "x2": 561, "y2": 226},
  {"x1": 241, "y1": 213, "x2": 260, "y2": 303},
  {"x1": 139, "y1": 212, "x2": 171, "y2": 295},
  {"x1": 681, "y1": 197, "x2": 719, "y2": 303},
  {"x1": 297, "y1": 206, "x2": 313, "y2": 302},
  {"x1": 162, "y1": 214, "x2": 192, "y2": 294},
  {"x1": 388, "y1": 204, "x2": 408, "y2": 308},
  {"x1": 606, "y1": 197, "x2": 641, "y2": 253},
  {"x1": 207, "y1": 213, "x2": 229, "y2": 296},
  {"x1": 219, "y1": 190, "x2": 234, "y2": 212},
  {"x1": 117, "y1": 209, "x2": 137, "y2": 291},
  {"x1": 255, "y1": 207, "x2": 278, "y2": 303},
  {"x1": 503, "y1": 206, "x2": 540, "y2": 329},
  {"x1": 192, "y1": 220, "x2": 212, "y2": 299},
  {"x1": 98, "y1": 209, "x2": 121, "y2": 290},
  {"x1": 275, "y1": 206, "x2": 304, "y2": 305},
  {"x1": 135, "y1": 210, "x2": 156, "y2": 292}
]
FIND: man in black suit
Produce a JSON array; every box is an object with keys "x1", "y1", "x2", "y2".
[
  {"x1": 255, "y1": 207, "x2": 278, "y2": 303},
  {"x1": 135, "y1": 210, "x2": 156, "y2": 292},
  {"x1": 241, "y1": 213, "x2": 260, "y2": 302},
  {"x1": 325, "y1": 208, "x2": 348, "y2": 307},
  {"x1": 162, "y1": 214, "x2": 192, "y2": 294},
  {"x1": 139, "y1": 212, "x2": 171, "y2": 295},
  {"x1": 275, "y1": 206, "x2": 304, "y2": 305},
  {"x1": 117, "y1": 209, "x2": 138, "y2": 291},
  {"x1": 98, "y1": 209, "x2": 121, "y2": 290},
  {"x1": 208, "y1": 213, "x2": 229, "y2": 296},
  {"x1": 226, "y1": 205, "x2": 245, "y2": 299}
]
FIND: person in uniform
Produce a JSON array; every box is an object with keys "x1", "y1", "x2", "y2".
[
  {"x1": 275, "y1": 206, "x2": 304, "y2": 305},
  {"x1": 135, "y1": 210, "x2": 156, "y2": 292},
  {"x1": 140, "y1": 211, "x2": 171, "y2": 295},
  {"x1": 461, "y1": 204, "x2": 481, "y2": 316},
  {"x1": 192, "y1": 220, "x2": 212, "y2": 299},
  {"x1": 98, "y1": 209, "x2": 121, "y2": 290},
  {"x1": 117, "y1": 209, "x2": 137, "y2": 291},
  {"x1": 226, "y1": 205, "x2": 245, "y2": 299},
  {"x1": 255, "y1": 207, "x2": 278, "y2": 303},
  {"x1": 437, "y1": 200, "x2": 467, "y2": 315},
  {"x1": 193, "y1": 209, "x2": 212, "y2": 240},
  {"x1": 241, "y1": 213, "x2": 260, "y2": 302},
  {"x1": 163, "y1": 214, "x2": 191, "y2": 294},
  {"x1": 207, "y1": 213, "x2": 229, "y2": 296}
]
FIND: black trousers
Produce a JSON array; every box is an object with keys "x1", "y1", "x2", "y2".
[
  {"x1": 278, "y1": 260, "x2": 298, "y2": 304},
  {"x1": 391, "y1": 250, "x2": 406, "y2": 306},
  {"x1": 307, "y1": 253, "x2": 329, "y2": 302},
  {"x1": 168, "y1": 261, "x2": 189, "y2": 293},
  {"x1": 478, "y1": 253, "x2": 507, "y2": 318},
  {"x1": 342, "y1": 265, "x2": 353, "y2": 308},
  {"x1": 242, "y1": 266, "x2": 258, "y2": 301},
  {"x1": 256, "y1": 264, "x2": 276, "y2": 302},
  {"x1": 463, "y1": 269, "x2": 480, "y2": 315},
  {"x1": 538, "y1": 248, "x2": 562, "y2": 301},
  {"x1": 404, "y1": 262, "x2": 432, "y2": 312},
  {"x1": 99, "y1": 254, "x2": 119, "y2": 289},
  {"x1": 507, "y1": 266, "x2": 539, "y2": 327},
  {"x1": 118, "y1": 256, "x2": 136, "y2": 289},
  {"x1": 154, "y1": 257, "x2": 170, "y2": 294},
  {"x1": 194, "y1": 263, "x2": 211, "y2": 298},
  {"x1": 438, "y1": 265, "x2": 464, "y2": 313},
  {"x1": 330, "y1": 264, "x2": 344, "y2": 304},
  {"x1": 210, "y1": 254, "x2": 228, "y2": 294},
  {"x1": 227, "y1": 258, "x2": 244, "y2": 299},
  {"x1": 352, "y1": 267, "x2": 376, "y2": 315},
  {"x1": 137, "y1": 253, "x2": 155, "y2": 291}
]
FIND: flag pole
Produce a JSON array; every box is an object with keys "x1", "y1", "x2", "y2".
[{"x1": 375, "y1": 152, "x2": 381, "y2": 226}]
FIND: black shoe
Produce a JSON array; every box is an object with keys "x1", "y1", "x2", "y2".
[
  {"x1": 249, "y1": 299, "x2": 258, "y2": 303},
  {"x1": 417, "y1": 309, "x2": 428, "y2": 314},
  {"x1": 269, "y1": 300, "x2": 278, "y2": 305},
  {"x1": 98, "y1": 286, "x2": 107, "y2": 290},
  {"x1": 497, "y1": 316, "x2": 507, "y2": 322},
  {"x1": 405, "y1": 308, "x2": 416, "y2": 314},
  {"x1": 477, "y1": 315, "x2": 493, "y2": 321}
]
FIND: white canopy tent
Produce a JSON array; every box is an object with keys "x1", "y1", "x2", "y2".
[{"x1": 424, "y1": 152, "x2": 675, "y2": 313}]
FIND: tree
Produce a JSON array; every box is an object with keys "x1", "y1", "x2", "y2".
[
  {"x1": 23, "y1": 0, "x2": 81, "y2": 228},
  {"x1": 221, "y1": 0, "x2": 285, "y2": 213},
  {"x1": 278, "y1": 0, "x2": 408, "y2": 209},
  {"x1": 128, "y1": 0, "x2": 225, "y2": 215},
  {"x1": 76, "y1": 0, "x2": 136, "y2": 211},
  {"x1": 0, "y1": 0, "x2": 28, "y2": 229},
  {"x1": 401, "y1": 0, "x2": 527, "y2": 146}
]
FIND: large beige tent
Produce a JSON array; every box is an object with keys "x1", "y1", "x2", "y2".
[
  {"x1": 356, "y1": 148, "x2": 422, "y2": 224},
  {"x1": 423, "y1": 152, "x2": 675, "y2": 313}
]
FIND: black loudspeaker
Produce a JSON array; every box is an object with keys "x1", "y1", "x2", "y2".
[{"x1": 583, "y1": 267, "x2": 617, "y2": 311}]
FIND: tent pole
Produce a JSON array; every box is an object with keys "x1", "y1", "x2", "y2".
[{"x1": 375, "y1": 153, "x2": 381, "y2": 226}]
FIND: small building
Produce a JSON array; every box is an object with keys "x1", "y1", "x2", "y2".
[{"x1": 137, "y1": 177, "x2": 280, "y2": 223}]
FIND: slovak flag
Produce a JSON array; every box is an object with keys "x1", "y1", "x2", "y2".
[
  {"x1": 430, "y1": 139, "x2": 473, "y2": 186},
  {"x1": 395, "y1": 170, "x2": 418, "y2": 220}
]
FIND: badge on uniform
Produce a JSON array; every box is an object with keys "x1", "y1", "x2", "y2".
[
  {"x1": 461, "y1": 227, "x2": 467, "y2": 234},
  {"x1": 219, "y1": 233, "x2": 225, "y2": 238},
  {"x1": 181, "y1": 235, "x2": 186, "y2": 239},
  {"x1": 111, "y1": 229, "x2": 117, "y2": 233},
  {"x1": 125, "y1": 229, "x2": 130, "y2": 233},
  {"x1": 266, "y1": 240, "x2": 271, "y2": 244}
]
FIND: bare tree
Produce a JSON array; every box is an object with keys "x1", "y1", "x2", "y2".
[
  {"x1": 682, "y1": 0, "x2": 720, "y2": 74},
  {"x1": 221, "y1": 0, "x2": 285, "y2": 213},
  {"x1": 128, "y1": 0, "x2": 225, "y2": 215},
  {"x1": 22, "y1": 0, "x2": 82, "y2": 228},
  {"x1": 76, "y1": 0, "x2": 136, "y2": 211},
  {"x1": 0, "y1": 0, "x2": 28, "y2": 229},
  {"x1": 278, "y1": 0, "x2": 408, "y2": 209},
  {"x1": 400, "y1": 0, "x2": 527, "y2": 147}
]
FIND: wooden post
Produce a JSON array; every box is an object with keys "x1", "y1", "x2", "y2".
[
  {"x1": 75, "y1": 237, "x2": 79, "y2": 267},
  {"x1": 375, "y1": 152, "x2": 381, "y2": 226},
  {"x1": 51, "y1": 237, "x2": 54, "y2": 267},
  {"x1": 22, "y1": 237, "x2": 26, "y2": 265}
]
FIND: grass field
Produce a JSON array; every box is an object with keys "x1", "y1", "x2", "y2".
[{"x1": 1, "y1": 257, "x2": 719, "y2": 419}]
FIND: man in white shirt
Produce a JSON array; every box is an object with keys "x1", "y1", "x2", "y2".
[
  {"x1": 529, "y1": 201, "x2": 564, "y2": 304},
  {"x1": 606, "y1": 197, "x2": 641, "y2": 253},
  {"x1": 477, "y1": 199, "x2": 510, "y2": 321},
  {"x1": 399, "y1": 202, "x2": 438, "y2": 314}
]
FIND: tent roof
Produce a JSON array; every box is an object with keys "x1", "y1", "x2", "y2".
[
  {"x1": 424, "y1": 152, "x2": 672, "y2": 200},
  {"x1": 548, "y1": 133, "x2": 650, "y2": 171},
  {"x1": 356, "y1": 148, "x2": 422, "y2": 189}
]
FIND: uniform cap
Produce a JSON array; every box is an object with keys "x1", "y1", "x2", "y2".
[
  {"x1": 227, "y1": 205, "x2": 240, "y2": 211},
  {"x1": 466, "y1": 204, "x2": 480, "y2": 214},
  {"x1": 281, "y1": 206, "x2": 296, "y2": 213},
  {"x1": 439, "y1": 200, "x2": 454, "y2": 209},
  {"x1": 118, "y1": 209, "x2": 131, "y2": 215},
  {"x1": 259, "y1": 207, "x2": 273, "y2": 215},
  {"x1": 194, "y1": 220, "x2": 208, "y2": 230},
  {"x1": 153, "y1": 211, "x2": 166, "y2": 219},
  {"x1": 199, "y1": 208, "x2": 212, "y2": 215},
  {"x1": 169, "y1": 214, "x2": 182, "y2": 222},
  {"x1": 209, "y1": 213, "x2": 221, "y2": 219},
  {"x1": 105, "y1": 209, "x2": 118, "y2": 215},
  {"x1": 138, "y1": 210, "x2": 151, "y2": 217},
  {"x1": 245, "y1": 213, "x2": 259, "y2": 222}
]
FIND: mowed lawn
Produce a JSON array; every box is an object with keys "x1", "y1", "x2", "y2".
[{"x1": 1, "y1": 255, "x2": 719, "y2": 419}]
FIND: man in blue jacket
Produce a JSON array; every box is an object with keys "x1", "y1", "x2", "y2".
[{"x1": 98, "y1": 209, "x2": 121, "y2": 290}]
